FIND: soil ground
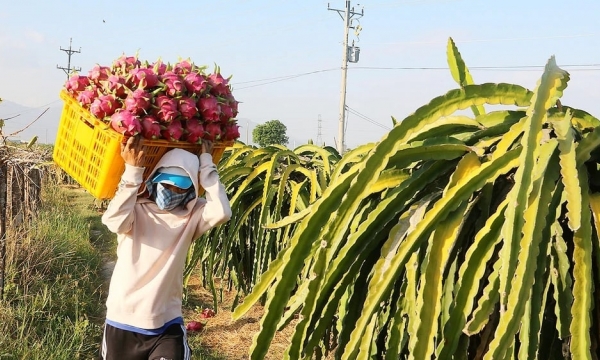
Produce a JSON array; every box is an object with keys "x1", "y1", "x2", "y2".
[{"x1": 182, "y1": 275, "x2": 301, "y2": 360}]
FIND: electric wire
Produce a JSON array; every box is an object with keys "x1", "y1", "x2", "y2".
[
  {"x1": 346, "y1": 106, "x2": 392, "y2": 131},
  {"x1": 0, "y1": 100, "x2": 62, "y2": 119},
  {"x1": 233, "y1": 62, "x2": 600, "y2": 90}
]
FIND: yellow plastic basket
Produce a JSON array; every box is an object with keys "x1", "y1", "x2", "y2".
[{"x1": 53, "y1": 90, "x2": 233, "y2": 200}]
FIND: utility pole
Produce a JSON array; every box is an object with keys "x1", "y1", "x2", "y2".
[
  {"x1": 328, "y1": 1, "x2": 363, "y2": 154},
  {"x1": 317, "y1": 114, "x2": 323, "y2": 146},
  {"x1": 56, "y1": 38, "x2": 81, "y2": 79}
]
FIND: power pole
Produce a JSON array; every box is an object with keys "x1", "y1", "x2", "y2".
[
  {"x1": 317, "y1": 114, "x2": 323, "y2": 146},
  {"x1": 56, "y1": 38, "x2": 81, "y2": 79},
  {"x1": 328, "y1": 1, "x2": 363, "y2": 154}
]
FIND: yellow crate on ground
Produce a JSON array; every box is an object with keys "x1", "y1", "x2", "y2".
[{"x1": 53, "y1": 90, "x2": 233, "y2": 200}]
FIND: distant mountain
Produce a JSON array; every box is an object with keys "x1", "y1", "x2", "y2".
[{"x1": 0, "y1": 99, "x2": 62, "y2": 144}]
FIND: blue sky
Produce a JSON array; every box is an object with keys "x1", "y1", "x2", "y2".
[{"x1": 1, "y1": 0, "x2": 599, "y2": 148}]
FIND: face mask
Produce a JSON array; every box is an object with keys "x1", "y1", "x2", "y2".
[{"x1": 154, "y1": 183, "x2": 189, "y2": 211}]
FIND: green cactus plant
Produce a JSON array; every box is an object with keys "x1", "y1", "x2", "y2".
[{"x1": 228, "y1": 39, "x2": 600, "y2": 359}]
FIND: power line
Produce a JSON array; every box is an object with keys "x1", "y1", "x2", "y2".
[
  {"x1": 232, "y1": 62, "x2": 600, "y2": 90},
  {"x1": 0, "y1": 100, "x2": 62, "y2": 118},
  {"x1": 350, "y1": 64, "x2": 600, "y2": 71},
  {"x1": 346, "y1": 106, "x2": 391, "y2": 130},
  {"x1": 234, "y1": 68, "x2": 339, "y2": 85},
  {"x1": 233, "y1": 68, "x2": 339, "y2": 89},
  {"x1": 371, "y1": 33, "x2": 598, "y2": 46}
]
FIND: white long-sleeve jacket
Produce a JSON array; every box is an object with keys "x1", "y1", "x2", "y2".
[{"x1": 101, "y1": 149, "x2": 231, "y2": 329}]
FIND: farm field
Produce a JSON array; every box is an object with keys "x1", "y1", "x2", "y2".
[{"x1": 3, "y1": 40, "x2": 600, "y2": 358}]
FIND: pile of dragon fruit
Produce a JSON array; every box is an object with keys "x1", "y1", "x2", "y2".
[{"x1": 64, "y1": 54, "x2": 240, "y2": 143}]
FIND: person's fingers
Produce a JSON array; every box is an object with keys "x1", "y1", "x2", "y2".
[
  {"x1": 136, "y1": 147, "x2": 144, "y2": 162},
  {"x1": 132, "y1": 135, "x2": 142, "y2": 149}
]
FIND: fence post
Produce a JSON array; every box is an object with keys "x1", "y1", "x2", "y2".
[
  {"x1": 25, "y1": 167, "x2": 42, "y2": 222},
  {"x1": 0, "y1": 162, "x2": 7, "y2": 299},
  {"x1": 7, "y1": 165, "x2": 24, "y2": 228}
]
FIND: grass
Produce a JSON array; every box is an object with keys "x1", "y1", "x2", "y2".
[
  {"x1": 0, "y1": 184, "x2": 227, "y2": 359},
  {"x1": 0, "y1": 185, "x2": 105, "y2": 359}
]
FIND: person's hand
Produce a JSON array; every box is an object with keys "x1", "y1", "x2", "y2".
[
  {"x1": 121, "y1": 136, "x2": 144, "y2": 166},
  {"x1": 201, "y1": 139, "x2": 214, "y2": 155}
]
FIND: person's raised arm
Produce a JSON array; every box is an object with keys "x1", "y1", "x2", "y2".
[
  {"x1": 101, "y1": 136, "x2": 146, "y2": 234},
  {"x1": 197, "y1": 140, "x2": 232, "y2": 230}
]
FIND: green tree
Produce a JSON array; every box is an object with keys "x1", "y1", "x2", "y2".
[{"x1": 252, "y1": 120, "x2": 289, "y2": 147}]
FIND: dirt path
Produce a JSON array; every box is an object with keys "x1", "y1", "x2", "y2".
[{"x1": 182, "y1": 275, "x2": 307, "y2": 360}]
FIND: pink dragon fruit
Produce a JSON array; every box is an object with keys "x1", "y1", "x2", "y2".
[
  {"x1": 124, "y1": 89, "x2": 152, "y2": 115},
  {"x1": 88, "y1": 65, "x2": 111, "y2": 84},
  {"x1": 66, "y1": 53, "x2": 238, "y2": 144},
  {"x1": 154, "y1": 95, "x2": 180, "y2": 123},
  {"x1": 112, "y1": 54, "x2": 141, "y2": 74},
  {"x1": 152, "y1": 60, "x2": 168, "y2": 75},
  {"x1": 76, "y1": 89, "x2": 97, "y2": 108},
  {"x1": 184, "y1": 119, "x2": 205, "y2": 144},
  {"x1": 198, "y1": 96, "x2": 220, "y2": 122},
  {"x1": 141, "y1": 115, "x2": 163, "y2": 140},
  {"x1": 161, "y1": 119, "x2": 184, "y2": 141},
  {"x1": 178, "y1": 97, "x2": 198, "y2": 120},
  {"x1": 110, "y1": 109, "x2": 142, "y2": 136},
  {"x1": 204, "y1": 122, "x2": 222, "y2": 141},
  {"x1": 160, "y1": 71, "x2": 186, "y2": 97},
  {"x1": 128, "y1": 68, "x2": 159, "y2": 89},
  {"x1": 208, "y1": 72, "x2": 229, "y2": 96},
  {"x1": 219, "y1": 103, "x2": 234, "y2": 123},
  {"x1": 184, "y1": 72, "x2": 208, "y2": 95},
  {"x1": 102, "y1": 74, "x2": 128, "y2": 98},
  {"x1": 90, "y1": 94, "x2": 119, "y2": 119},
  {"x1": 65, "y1": 75, "x2": 90, "y2": 94},
  {"x1": 224, "y1": 93, "x2": 239, "y2": 117},
  {"x1": 222, "y1": 122, "x2": 240, "y2": 141},
  {"x1": 173, "y1": 59, "x2": 193, "y2": 75}
]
